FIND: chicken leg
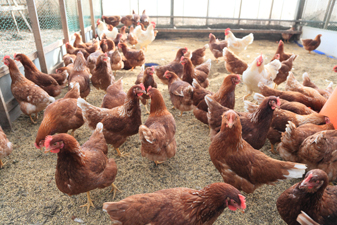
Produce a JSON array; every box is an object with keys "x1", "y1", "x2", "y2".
[
  {"x1": 144, "y1": 100, "x2": 150, "y2": 114},
  {"x1": 29, "y1": 114, "x2": 37, "y2": 124},
  {"x1": 243, "y1": 93, "x2": 252, "y2": 100},
  {"x1": 110, "y1": 183, "x2": 121, "y2": 199},
  {"x1": 115, "y1": 147, "x2": 129, "y2": 157},
  {"x1": 80, "y1": 191, "x2": 95, "y2": 214},
  {"x1": 273, "y1": 83, "x2": 278, "y2": 89},
  {"x1": 179, "y1": 111, "x2": 183, "y2": 117},
  {"x1": 154, "y1": 161, "x2": 164, "y2": 166},
  {"x1": 0, "y1": 159, "x2": 4, "y2": 168},
  {"x1": 270, "y1": 144, "x2": 276, "y2": 154},
  {"x1": 71, "y1": 129, "x2": 76, "y2": 137}
]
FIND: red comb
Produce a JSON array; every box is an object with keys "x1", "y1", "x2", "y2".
[
  {"x1": 237, "y1": 75, "x2": 241, "y2": 80},
  {"x1": 279, "y1": 40, "x2": 283, "y2": 46},
  {"x1": 151, "y1": 66, "x2": 155, "y2": 71},
  {"x1": 97, "y1": 19, "x2": 100, "y2": 23},
  {"x1": 276, "y1": 97, "x2": 281, "y2": 106},
  {"x1": 147, "y1": 86, "x2": 152, "y2": 92},
  {"x1": 65, "y1": 42, "x2": 70, "y2": 46},
  {"x1": 13, "y1": 53, "x2": 17, "y2": 58},
  {"x1": 180, "y1": 56, "x2": 184, "y2": 61},
  {"x1": 55, "y1": 69, "x2": 58, "y2": 73},
  {"x1": 44, "y1": 135, "x2": 53, "y2": 149},
  {"x1": 139, "y1": 83, "x2": 145, "y2": 90},
  {"x1": 105, "y1": 53, "x2": 107, "y2": 56},
  {"x1": 238, "y1": 194, "x2": 246, "y2": 210},
  {"x1": 3, "y1": 55, "x2": 11, "y2": 61}
]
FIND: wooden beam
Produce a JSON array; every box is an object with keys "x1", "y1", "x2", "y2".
[
  {"x1": 89, "y1": 0, "x2": 96, "y2": 38},
  {"x1": 295, "y1": 0, "x2": 306, "y2": 27},
  {"x1": 206, "y1": 0, "x2": 210, "y2": 26},
  {"x1": 170, "y1": 0, "x2": 174, "y2": 26},
  {"x1": 26, "y1": 0, "x2": 48, "y2": 73},
  {"x1": 77, "y1": 0, "x2": 86, "y2": 43},
  {"x1": 0, "y1": 5, "x2": 26, "y2": 11},
  {"x1": 0, "y1": 88, "x2": 12, "y2": 131},
  {"x1": 156, "y1": 28, "x2": 302, "y2": 34},
  {"x1": 59, "y1": 0, "x2": 70, "y2": 43}
]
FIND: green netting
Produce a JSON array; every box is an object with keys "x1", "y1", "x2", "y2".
[
  {"x1": 35, "y1": 0, "x2": 63, "y2": 46},
  {"x1": 0, "y1": 0, "x2": 35, "y2": 66},
  {"x1": 93, "y1": 0, "x2": 102, "y2": 20},
  {"x1": 326, "y1": 2, "x2": 337, "y2": 31},
  {"x1": 82, "y1": 0, "x2": 92, "y2": 27},
  {"x1": 65, "y1": 0, "x2": 81, "y2": 33}
]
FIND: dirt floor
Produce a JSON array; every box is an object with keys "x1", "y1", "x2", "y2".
[{"x1": 1, "y1": 37, "x2": 337, "y2": 225}]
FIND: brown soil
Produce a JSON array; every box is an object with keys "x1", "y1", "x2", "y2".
[{"x1": 1, "y1": 37, "x2": 336, "y2": 225}]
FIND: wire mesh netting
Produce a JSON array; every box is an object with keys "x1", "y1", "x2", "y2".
[
  {"x1": 326, "y1": 1, "x2": 337, "y2": 31},
  {"x1": 35, "y1": 0, "x2": 63, "y2": 46},
  {"x1": 65, "y1": 0, "x2": 80, "y2": 34},
  {"x1": 93, "y1": 0, "x2": 102, "y2": 21},
  {"x1": 0, "y1": 0, "x2": 35, "y2": 66},
  {"x1": 82, "y1": 0, "x2": 92, "y2": 28}
]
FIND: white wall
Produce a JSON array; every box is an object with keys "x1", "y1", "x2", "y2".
[{"x1": 301, "y1": 26, "x2": 337, "y2": 58}]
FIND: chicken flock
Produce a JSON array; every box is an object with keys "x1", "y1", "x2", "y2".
[{"x1": 1, "y1": 9, "x2": 336, "y2": 225}]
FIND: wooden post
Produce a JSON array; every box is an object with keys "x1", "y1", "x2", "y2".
[
  {"x1": 59, "y1": 0, "x2": 70, "y2": 43},
  {"x1": 268, "y1": 0, "x2": 274, "y2": 25},
  {"x1": 77, "y1": 0, "x2": 86, "y2": 43},
  {"x1": 295, "y1": 0, "x2": 306, "y2": 27},
  {"x1": 323, "y1": 0, "x2": 335, "y2": 29},
  {"x1": 206, "y1": 0, "x2": 210, "y2": 26},
  {"x1": 26, "y1": 0, "x2": 48, "y2": 73},
  {"x1": 0, "y1": 89, "x2": 12, "y2": 131},
  {"x1": 170, "y1": 0, "x2": 174, "y2": 27},
  {"x1": 89, "y1": 0, "x2": 96, "y2": 38},
  {"x1": 238, "y1": 0, "x2": 242, "y2": 25}
]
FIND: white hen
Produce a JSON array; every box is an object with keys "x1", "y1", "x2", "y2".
[
  {"x1": 96, "y1": 19, "x2": 118, "y2": 40},
  {"x1": 134, "y1": 22, "x2": 156, "y2": 51},
  {"x1": 225, "y1": 28, "x2": 254, "y2": 56},
  {"x1": 242, "y1": 54, "x2": 281, "y2": 100}
]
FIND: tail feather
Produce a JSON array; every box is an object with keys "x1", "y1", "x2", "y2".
[
  {"x1": 204, "y1": 43, "x2": 209, "y2": 49},
  {"x1": 283, "y1": 163, "x2": 307, "y2": 179},
  {"x1": 242, "y1": 33, "x2": 254, "y2": 46},
  {"x1": 282, "y1": 121, "x2": 297, "y2": 145},
  {"x1": 297, "y1": 211, "x2": 319, "y2": 225},
  {"x1": 192, "y1": 78, "x2": 200, "y2": 88},
  {"x1": 285, "y1": 72, "x2": 302, "y2": 91},
  {"x1": 139, "y1": 125, "x2": 153, "y2": 144},
  {"x1": 244, "y1": 100, "x2": 258, "y2": 113},
  {"x1": 253, "y1": 93, "x2": 265, "y2": 105}
]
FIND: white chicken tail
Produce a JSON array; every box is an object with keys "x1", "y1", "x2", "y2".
[
  {"x1": 192, "y1": 79, "x2": 200, "y2": 88},
  {"x1": 48, "y1": 96, "x2": 55, "y2": 104},
  {"x1": 283, "y1": 121, "x2": 297, "y2": 143},
  {"x1": 297, "y1": 211, "x2": 319, "y2": 225},
  {"x1": 253, "y1": 93, "x2": 265, "y2": 105},
  {"x1": 244, "y1": 100, "x2": 258, "y2": 113},
  {"x1": 96, "y1": 122, "x2": 103, "y2": 133},
  {"x1": 139, "y1": 125, "x2": 153, "y2": 144},
  {"x1": 242, "y1": 33, "x2": 254, "y2": 46},
  {"x1": 204, "y1": 43, "x2": 209, "y2": 49},
  {"x1": 283, "y1": 163, "x2": 307, "y2": 179}
]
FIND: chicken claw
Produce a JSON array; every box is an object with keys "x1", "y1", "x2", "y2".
[
  {"x1": 243, "y1": 93, "x2": 251, "y2": 100},
  {"x1": 0, "y1": 159, "x2": 5, "y2": 168},
  {"x1": 171, "y1": 106, "x2": 175, "y2": 109},
  {"x1": 80, "y1": 191, "x2": 95, "y2": 214},
  {"x1": 270, "y1": 144, "x2": 277, "y2": 154},
  {"x1": 179, "y1": 111, "x2": 183, "y2": 117},
  {"x1": 29, "y1": 114, "x2": 37, "y2": 124},
  {"x1": 115, "y1": 148, "x2": 130, "y2": 157},
  {"x1": 154, "y1": 161, "x2": 164, "y2": 166},
  {"x1": 110, "y1": 183, "x2": 121, "y2": 199}
]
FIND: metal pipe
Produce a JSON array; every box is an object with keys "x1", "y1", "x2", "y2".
[
  {"x1": 170, "y1": 0, "x2": 174, "y2": 26},
  {"x1": 206, "y1": 0, "x2": 210, "y2": 26},
  {"x1": 323, "y1": 0, "x2": 335, "y2": 29},
  {"x1": 238, "y1": 0, "x2": 242, "y2": 25},
  {"x1": 268, "y1": 0, "x2": 274, "y2": 25}
]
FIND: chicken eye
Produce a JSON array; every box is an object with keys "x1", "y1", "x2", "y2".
[
  {"x1": 232, "y1": 200, "x2": 236, "y2": 204},
  {"x1": 316, "y1": 180, "x2": 320, "y2": 183},
  {"x1": 53, "y1": 143, "x2": 57, "y2": 146}
]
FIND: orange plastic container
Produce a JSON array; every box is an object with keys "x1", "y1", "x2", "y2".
[{"x1": 320, "y1": 86, "x2": 337, "y2": 129}]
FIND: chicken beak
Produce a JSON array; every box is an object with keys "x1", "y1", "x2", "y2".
[
  {"x1": 44, "y1": 148, "x2": 50, "y2": 154},
  {"x1": 240, "y1": 209, "x2": 245, "y2": 213},
  {"x1": 227, "y1": 119, "x2": 234, "y2": 128}
]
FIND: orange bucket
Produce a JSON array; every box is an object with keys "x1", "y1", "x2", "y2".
[{"x1": 320, "y1": 86, "x2": 337, "y2": 129}]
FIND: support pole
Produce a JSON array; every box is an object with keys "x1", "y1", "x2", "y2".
[
  {"x1": 295, "y1": 0, "x2": 306, "y2": 28},
  {"x1": 59, "y1": 0, "x2": 70, "y2": 43},
  {"x1": 89, "y1": 0, "x2": 96, "y2": 38},
  {"x1": 77, "y1": 0, "x2": 86, "y2": 43},
  {"x1": 26, "y1": 0, "x2": 48, "y2": 73},
  {"x1": 170, "y1": 0, "x2": 174, "y2": 27},
  {"x1": 0, "y1": 89, "x2": 12, "y2": 131},
  {"x1": 323, "y1": 0, "x2": 335, "y2": 29},
  {"x1": 12, "y1": 0, "x2": 33, "y2": 32},
  {"x1": 268, "y1": 0, "x2": 274, "y2": 25},
  {"x1": 238, "y1": 0, "x2": 242, "y2": 25},
  {"x1": 206, "y1": 0, "x2": 210, "y2": 26}
]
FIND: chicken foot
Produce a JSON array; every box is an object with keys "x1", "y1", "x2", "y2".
[
  {"x1": 110, "y1": 183, "x2": 121, "y2": 199},
  {"x1": 80, "y1": 191, "x2": 95, "y2": 214},
  {"x1": 243, "y1": 93, "x2": 252, "y2": 101},
  {"x1": 0, "y1": 159, "x2": 5, "y2": 168},
  {"x1": 270, "y1": 144, "x2": 277, "y2": 154},
  {"x1": 179, "y1": 111, "x2": 183, "y2": 117},
  {"x1": 154, "y1": 161, "x2": 164, "y2": 166},
  {"x1": 115, "y1": 147, "x2": 130, "y2": 157},
  {"x1": 29, "y1": 113, "x2": 38, "y2": 124}
]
